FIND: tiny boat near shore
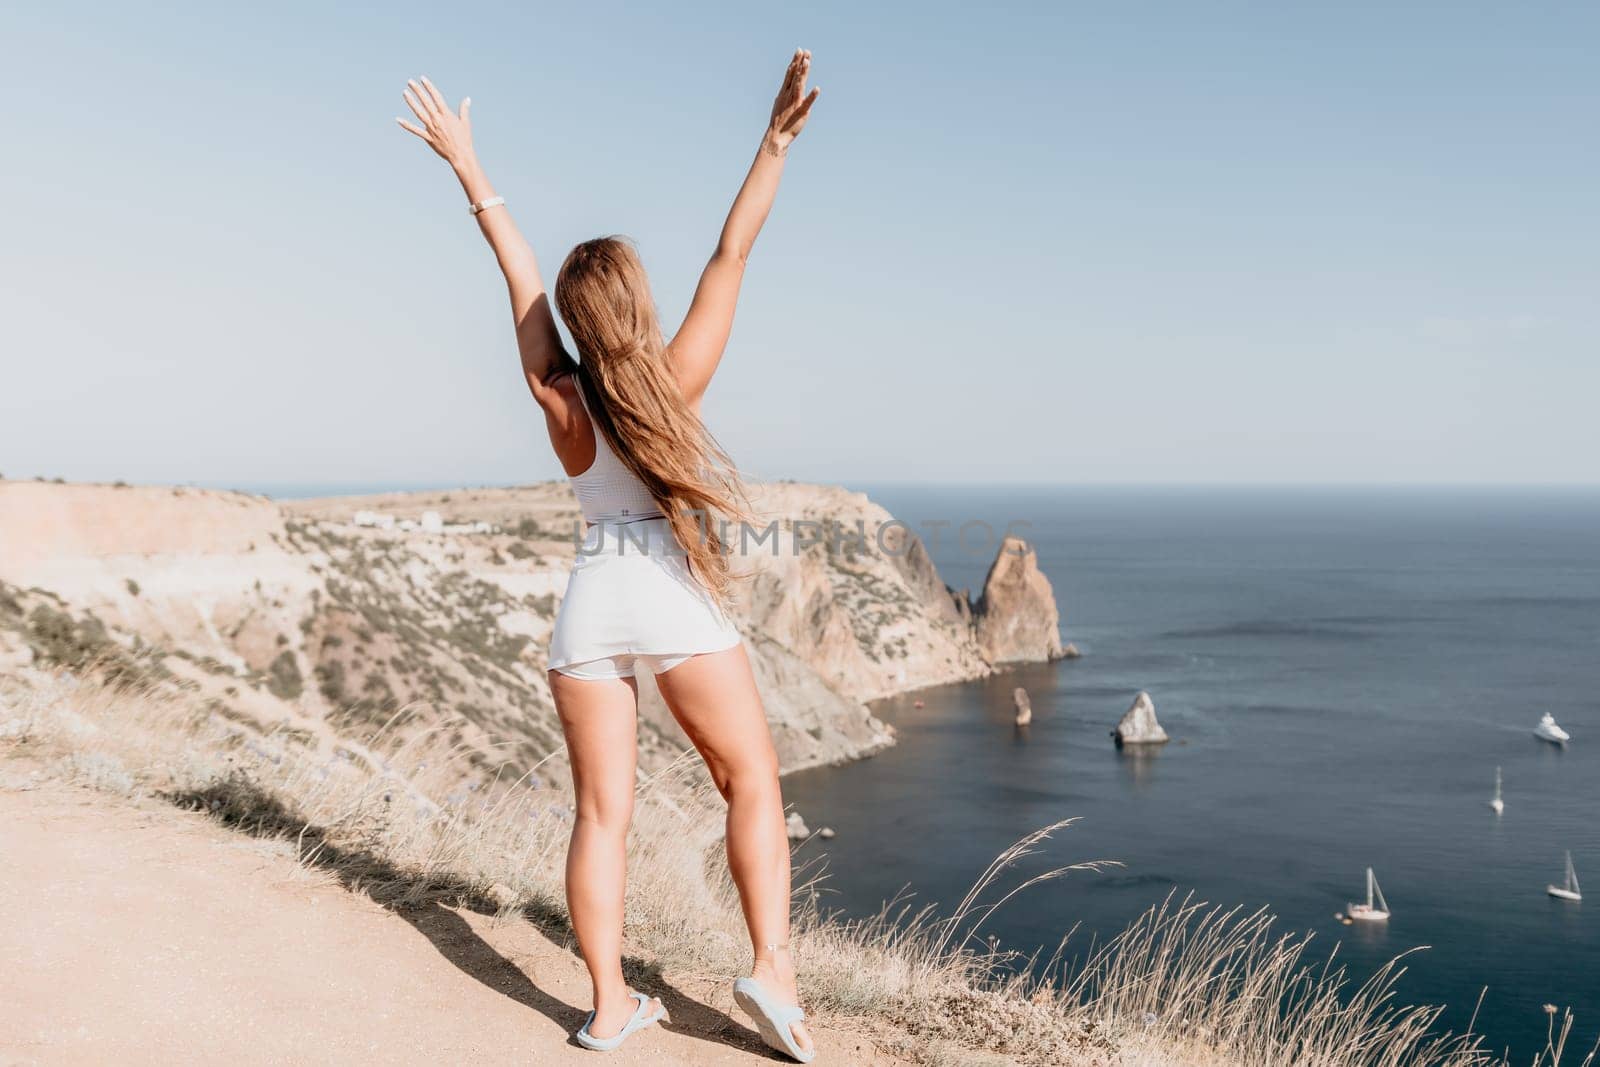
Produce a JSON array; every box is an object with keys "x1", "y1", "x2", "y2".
[
  {"x1": 1534, "y1": 713, "x2": 1570, "y2": 746},
  {"x1": 1548, "y1": 851, "x2": 1582, "y2": 902},
  {"x1": 1489, "y1": 766, "x2": 1504, "y2": 815},
  {"x1": 1347, "y1": 867, "x2": 1391, "y2": 922}
]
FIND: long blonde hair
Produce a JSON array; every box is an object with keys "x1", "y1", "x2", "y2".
[{"x1": 554, "y1": 236, "x2": 747, "y2": 604}]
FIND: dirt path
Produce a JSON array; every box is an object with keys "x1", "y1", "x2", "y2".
[{"x1": 0, "y1": 784, "x2": 910, "y2": 1066}]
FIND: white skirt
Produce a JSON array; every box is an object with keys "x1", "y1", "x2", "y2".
[{"x1": 547, "y1": 517, "x2": 741, "y2": 672}]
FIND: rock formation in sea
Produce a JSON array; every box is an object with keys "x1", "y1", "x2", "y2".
[
  {"x1": 1111, "y1": 691, "x2": 1169, "y2": 746},
  {"x1": 969, "y1": 536, "x2": 1064, "y2": 664},
  {"x1": 1013, "y1": 686, "x2": 1032, "y2": 726},
  {"x1": 1061, "y1": 642, "x2": 1082, "y2": 659},
  {"x1": 784, "y1": 811, "x2": 811, "y2": 840}
]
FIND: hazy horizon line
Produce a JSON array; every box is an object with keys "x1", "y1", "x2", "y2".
[{"x1": 8, "y1": 475, "x2": 1600, "y2": 500}]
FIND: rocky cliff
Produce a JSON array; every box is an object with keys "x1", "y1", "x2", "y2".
[
  {"x1": 731, "y1": 483, "x2": 999, "y2": 703},
  {"x1": 0, "y1": 479, "x2": 1065, "y2": 783},
  {"x1": 970, "y1": 535, "x2": 1064, "y2": 663}
]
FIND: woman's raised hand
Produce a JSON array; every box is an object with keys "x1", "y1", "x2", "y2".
[
  {"x1": 764, "y1": 49, "x2": 819, "y2": 156},
  {"x1": 397, "y1": 77, "x2": 475, "y2": 169}
]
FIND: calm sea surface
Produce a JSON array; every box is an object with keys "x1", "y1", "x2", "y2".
[{"x1": 782, "y1": 487, "x2": 1600, "y2": 1060}]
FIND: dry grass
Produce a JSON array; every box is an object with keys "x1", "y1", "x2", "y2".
[{"x1": 2, "y1": 671, "x2": 1594, "y2": 1067}]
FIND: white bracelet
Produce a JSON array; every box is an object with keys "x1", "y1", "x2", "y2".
[{"x1": 468, "y1": 196, "x2": 505, "y2": 216}]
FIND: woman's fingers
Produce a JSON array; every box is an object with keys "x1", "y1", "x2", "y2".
[
  {"x1": 779, "y1": 49, "x2": 801, "y2": 100},
  {"x1": 781, "y1": 87, "x2": 819, "y2": 134},
  {"x1": 396, "y1": 117, "x2": 428, "y2": 139},
  {"x1": 419, "y1": 75, "x2": 449, "y2": 115},
  {"x1": 790, "y1": 50, "x2": 811, "y2": 103},
  {"x1": 771, "y1": 49, "x2": 815, "y2": 133},
  {"x1": 403, "y1": 88, "x2": 432, "y2": 126},
  {"x1": 406, "y1": 80, "x2": 437, "y2": 119},
  {"x1": 459, "y1": 95, "x2": 471, "y2": 124}
]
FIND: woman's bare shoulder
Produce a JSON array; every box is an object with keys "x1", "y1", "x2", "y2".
[{"x1": 537, "y1": 369, "x2": 596, "y2": 477}]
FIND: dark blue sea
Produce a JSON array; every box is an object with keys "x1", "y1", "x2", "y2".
[{"x1": 781, "y1": 487, "x2": 1600, "y2": 1060}]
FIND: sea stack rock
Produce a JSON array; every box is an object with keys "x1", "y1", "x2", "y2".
[
  {"x1": 972, "y1": 536, "x2": 1064, "y2": 664},
  {"x1": 1111, "y1": 691, "x2": 1168, "y2": 746},
  {"x1": 785, "y1": 811, "x2": 812, "y2": 840},
  {"x1": 1061, "y1": 642, "x2": 1082, "y2": 659},
  {"x1": 1013, "y1": 686, "x2": 1032, "y2": 726}
]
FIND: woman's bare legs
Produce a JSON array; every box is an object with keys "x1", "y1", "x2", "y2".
[
  {"x1": 548, "y1": 669, "x2": 664, "y2": 1038},
  {"x1": 654, "y1": 645, "x2": 813, "y2": 1054}
]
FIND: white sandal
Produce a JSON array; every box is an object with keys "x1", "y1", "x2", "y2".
[
  {"x1": 733, "y1": 942, "x2": 814, "y2": 1063},
  {"x1": 575, "y1": 991, "x2": 665, "y2": 1051}
]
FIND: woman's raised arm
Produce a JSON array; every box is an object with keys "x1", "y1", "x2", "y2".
[
  {"x1": 397, "y1": 78, "x2": 571, "y2": 408},
  {"x1": 669, "y1": 50, "x2": 819, "y2": 409}
]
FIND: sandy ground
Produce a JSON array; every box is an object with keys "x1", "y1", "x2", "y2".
[{"x1": 0, "y1": 784, "x2": 910, "y2": 1066}]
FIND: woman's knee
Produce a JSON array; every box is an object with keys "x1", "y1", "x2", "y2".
[
  {"x1": 573, "y1": 790, "x2": 634, "y2": 834},
  {"x1": 719, "y1": 755, "x2": 781, "y2": 805}
]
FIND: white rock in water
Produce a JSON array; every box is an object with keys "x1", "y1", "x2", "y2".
[
  {"x1": 785, "y1": 811, "x2": 811, "y2": 840},
  {"x1": 1111, "y1": 691, "x2": 1168, "y2": 746},
  {"x1": 1013, "y1": 686, "x2": 1033, "y2": 726},
  {"x1": 818, "y1": 826, "x2": 836, "y2": 839}
]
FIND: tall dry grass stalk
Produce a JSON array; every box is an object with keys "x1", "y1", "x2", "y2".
[{"x1": 2, "y1": 672, "x2": 1593, "y2": 1067}]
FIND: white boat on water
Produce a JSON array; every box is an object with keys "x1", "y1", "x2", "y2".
[
  {"x1": 1347, "y1": 867, "x2": 1391, "y2": 922},
  {"x1": 1534, "y1": 713, "x2": 1570, "y2": 745},
  {"x1": 1489, "y1": 766, "x2": 1504, "y2": 815},
  {"x1": 1548, "y1": 851, "x2": 1582, "y2": 902}
]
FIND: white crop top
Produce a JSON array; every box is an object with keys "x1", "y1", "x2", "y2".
[{"x1": 569, "y1": 377, "x2": 665, "y2": 524}]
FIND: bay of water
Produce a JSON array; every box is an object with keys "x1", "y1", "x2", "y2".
[{"x1": 783, "y1": 487, "x2": 1600, "y2": 1060}]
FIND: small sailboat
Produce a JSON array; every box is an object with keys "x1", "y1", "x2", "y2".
[
  {"x1": 1534, "y1": 712, "x2": 1571, "y2": 745},
  {"x1": 1347, "y1": 867, "x2": 1391, "y2": 922},
  {"x1": 1489, "y1": 766, "x2": 1504, "y2": 814},
  {"x1": 1547, "y1": 851, "x2": 1582, "y2": 902}
]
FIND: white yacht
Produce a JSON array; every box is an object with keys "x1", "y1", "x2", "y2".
[
  {"x1": 1489, "y1": 766, "x2": 1504, "y2": 815},
  {"x1": 1534, "y1": 713, "x2": 1570, "y2": 745},
  {"x1": 1347, "y1": 867, "x2": 1391, "y2": 923},
  {"x1": 1548, "y1": 851, "x2": 1582, "y2": 902}
]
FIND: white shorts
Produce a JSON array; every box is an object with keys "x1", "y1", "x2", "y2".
[
  {"x1": 553, "y1": 651, "x2": 695, "y2": 681},
  {"x1": 548, "y1": 517, "x2": 742, "y2": 681}
]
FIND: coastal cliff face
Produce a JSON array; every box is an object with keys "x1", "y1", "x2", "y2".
[
  {"x1": 0, "y1": 480, "x2": 1064, "y2": 782},
  {"x1": 732, "y1": 483, "x2": 997, "y2": 703}
]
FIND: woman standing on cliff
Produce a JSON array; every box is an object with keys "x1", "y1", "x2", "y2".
[{"x1": 398, "y1": 51, "x2": 819, "y2": 1060}]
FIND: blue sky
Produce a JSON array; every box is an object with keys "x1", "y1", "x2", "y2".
[{"x1": 2, "y1": 2, "x2": 1595, "y2": 487}]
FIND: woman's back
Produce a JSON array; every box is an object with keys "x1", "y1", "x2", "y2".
[{"x1": 568, "y1": 377, "x2": 664, "y2": 525}]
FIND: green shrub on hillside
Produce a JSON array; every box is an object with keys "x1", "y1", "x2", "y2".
[
  {"x1": 21, "y1": 602, "x2": 163, "y2": 687},
  {"x1": 315, "y1": 660, "x2": 346, "y2": 704},
  {"x1": 27, "y1": 604, "x2": 113, "y2": 668},
  {"x1": 266, "y1": 650, "x2": 304, "y2": 700}
]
